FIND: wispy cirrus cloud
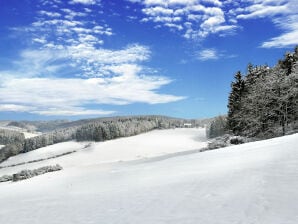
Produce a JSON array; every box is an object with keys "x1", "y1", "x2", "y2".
[
  {"x1": 196, "y1": 48, "x2": 237, "y2": 61},
  {"x1": 69, "y1": 0, "x2": 99, "y2": 5},
  {"x1": 0, "y1": 64, "x2": 184, "y2": 116},
  {"x1": 261, "y1": 14, "x2": 298, "y2": 48},
  {"x1": 0, "y1": 0, "x2": 184, "y2": 116},
  {"x1": 233, "y1": 0, "x2": 291, "y2": 19},
  {"x1": 197, "y1": 49, "x2": 219, "y2": 61},
  {"x1": 230, "y1": 0, "x2": 298, "y2": 48},
  {"x1": 0, "y1": 104, "x2": 35, "y2": 113},
  {"x1": 38, "y1": 10, "x2": 62, "y2": 18}
]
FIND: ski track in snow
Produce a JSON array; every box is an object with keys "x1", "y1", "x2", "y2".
[{"x1": 0, "y1": 129, "x2": 298, "y2": 224}]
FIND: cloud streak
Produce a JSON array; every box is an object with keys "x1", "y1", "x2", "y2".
[
  {"x1": 232, "y1": 0, "x2": 298, "y2": 48},
  {"x1": 69, "y1": 0, "x2": 99, "y2": 5},
  {"x1": 261, "y1": 14, "x2": 298, "y2": 48},
  {"x1": 0, "y1": 65, "x2": 185, "y2": 116}
]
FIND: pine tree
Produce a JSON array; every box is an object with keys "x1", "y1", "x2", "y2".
[
  {"x1": 227, "y1": 71, "x2": 245, "y2": 134},
  {"x1": 227, "y1": 46, "x2": 298, "y2": 138}
]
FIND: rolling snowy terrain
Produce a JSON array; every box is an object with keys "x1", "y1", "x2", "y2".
[{"x1": 0, "y1": 128, "x2": 298, "y2": 224}]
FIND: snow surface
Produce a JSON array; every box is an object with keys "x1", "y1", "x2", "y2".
[
  {"x1": 0, "y1": 129, "x2": 298, "y2": 224},
  {"x1": 0, "y1": 141, "x2": 89, "y2": 170},
  {"x1": 23, "y1": 131, "x2": 41, "y2": 139},
  {"x1": 0, "y1": 145, "x2": 4, "y2": 149},
  {"x1": 0, "y1": 125, "x2": 40, "y2": 139},
  {"x1": 0, "y1": 128, "x2": 207, "y2": 174}
]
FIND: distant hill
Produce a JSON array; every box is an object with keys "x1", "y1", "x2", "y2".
[
  {"x1": 3, "y1": 115, "x2": 212, "y2": 133},
  {"x1": 6, "y1": 120, "x2": 70, "y2": 132},
  {"x1": 0, "y1": 115, "x2": 209, "y2": 163}
]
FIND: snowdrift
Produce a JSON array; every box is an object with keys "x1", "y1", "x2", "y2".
[{"x1": 0, "y1": 129, "x2": 297, "y2": 224}]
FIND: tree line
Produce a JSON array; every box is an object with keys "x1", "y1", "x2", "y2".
[
  {"x1": 0, "y1": 129, "x2": 25, "y2": 145},
  {"x1": 0, "y1": 116, "x2": 189, "y2": 163},
  {"x1": 207, "y1": 46, "x2": 298, "y2": 139},
  {"x1": 227, "y1": 46, "x2": 298, "y2": 138}
]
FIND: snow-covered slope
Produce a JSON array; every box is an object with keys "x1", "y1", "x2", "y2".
[
  {"x1": 0, "y1": 124, "x2": 41, "y2": 139},
  {"x1": 23, "y1": 131, "x2": 41, "y2": 139},
  {"x1": 0, "y1": 130, "x2": 297, "y2": 224},
  {"x1": 0, "y1": 128, "x2": 207, "y2": 174}
]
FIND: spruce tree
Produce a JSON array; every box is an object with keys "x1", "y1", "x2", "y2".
[{"x1": 227, "y1": 71, "x2": 245, "y2": 134}]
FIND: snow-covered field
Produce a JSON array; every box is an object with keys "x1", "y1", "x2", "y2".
[
  {"x1": 0, "y1": 128, "x2": 207, "y2": 174},
  {"x1": 0, "y1": 125, "x2": 41, "y2": 139},
  {"x1": 23, "y1": 131, "x2": 41, "y2": 139},
  {"x1": 0, "y1": 129, "x2": 298, "y2": 224}
]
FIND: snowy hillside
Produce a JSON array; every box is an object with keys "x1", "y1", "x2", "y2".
[
  {"x1": 0, "y1": 128, "x2": 206, "y2": 174},
  {"x1": 0, "y1": 129, "x2": 298, "y2": 224},
  {"x1": 0, "y1": 125, "x2": 40, "y2": 139}
]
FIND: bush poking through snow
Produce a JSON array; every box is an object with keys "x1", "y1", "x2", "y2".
[
  {"x1": 229, "y1": 136, "x2": 245, "y2": 145},
  {"x1": 12, "y1": 164, "x2": 62, "y2": 182},
  {"x1": 0, "y1": 164, "x2": 62, "y2": 182},
  {"x1": 0, "y1": 150, "x2": 76, "y2": 169},
  {"x1": 208, "y1": 135, "x2": 251, "y2": 150},
  {"x1": 0, "y1": 175, "x2": 12, "y2": 182}
]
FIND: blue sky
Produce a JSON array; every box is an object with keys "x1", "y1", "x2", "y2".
[{"x1": 0, "y1": 0, "x2": 297, "y2": 120}]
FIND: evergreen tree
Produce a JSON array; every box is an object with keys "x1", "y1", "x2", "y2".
[
  {"x1": 227, "y1": 71, "x2": 245, "y2": 134},
  {"x1": 227, "y1": 46, "x2": 298, "y2": 138}
]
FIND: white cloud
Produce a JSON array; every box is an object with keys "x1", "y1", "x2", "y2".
[
  {"x1": 61, "y1": 8, "x2": 88, "y2": 19},
  {"x1": 143, "y1": 0, "x2": 197, "y2": 6},
  {"x1": 32, "y1": 19, "x2": 83, "y2": 29},
  {"x1": 196, "y1": 48, "x2": 237, "y2": 61},
  {"x1": 165, "y1": 23, "x2": 183, "y2": 30},
  {"x1": 261, "y1": 15, "x2": 298, "y2": 48},
  {"x1": 34, "y1": 108, "x2": 114, "y2": 116},
  {"x1": 261, "y1": 30, "x2": 298, "y2": 48},
  {"x1": 142, "y1": 6, "x2": 174, "y2": 16},
  {"x1": 233, "y1": 0, "x2": 298, "y2": 48},
  {"x1": 38, "y1": 10, "x2": 61, "y2": 17},
  {"x1": 236, "y1": 4, "x2": 290, "y2": 19},
  {"x1": 187, "y1": 14, "x2": 201, "y2": 21},
  {"x1": 200, "y1": 13, "x2": 225, "y2": 30},
  {"x1": 69, "y1": 0, "x2": 98, "y2": 5},
  {"x1": 0, "y1": 104, "x2": 35, "y2": 112},
  {"x1": 0, "y1": 0, "x2": 185, "y2": 117},
  {"x1": 0, "y1": 65, "x2": 185, "y2": 116},
  {"x1": 128, "y1": 0, "x2": 237, "y2": 40},
  {"x1": 32, "y1": 37, "x2": 47, "y2": 44},
  {"x1": 5, "y1": 43, "x2": 153, "y2": 78},
  {"x1": 197, "y1": 48, "x2": 218, "y2": 61},
  {"x1": 202, "y1": 0, "x2": 222, "y2": 7},
  {"x1": 68, "y1": 44, "x2": 150, "y2": 66},
  {"x1": 128, "y1": 0, "x2": 297, "y2": 46},
  {"x1": 28, "y1": 1, "x2": 113, "y2": 51}
]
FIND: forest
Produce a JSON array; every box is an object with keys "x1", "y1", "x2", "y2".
[
  {"x1": 0, "y1": 129, "x2": 25, "y2": 145},
  {"x1": 208, "y1": 46, "x2": 298, "y2": 139},
  {"x1": 0, "y1": 116, "x2": 191, "y2": 163}
]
